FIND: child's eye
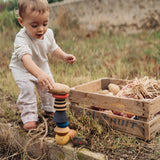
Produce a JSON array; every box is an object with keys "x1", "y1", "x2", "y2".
[
  {"x1": 43, "y1": 23, "x2": 48, "y2": 26},
  {"x1": 31, "y1": 25, "x2": 38, "y2": 28}
]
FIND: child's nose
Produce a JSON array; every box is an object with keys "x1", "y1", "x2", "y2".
[{"x1": 38, "y1": 25, "x2": 43, "y2": 32}]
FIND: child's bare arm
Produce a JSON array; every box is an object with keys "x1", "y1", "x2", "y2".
[
  {"x1": 21, "y1": 54, "x2": 54, "y2": 90},
  {"x1": 52, "y1": 47, "x2": 76, "y2": 64}
]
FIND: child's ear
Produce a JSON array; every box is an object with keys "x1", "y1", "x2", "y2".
[{"x1": 18, "y1": 17, "x2": 24, "y2": 27}]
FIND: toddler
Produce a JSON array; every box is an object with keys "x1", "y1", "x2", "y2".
[{"x1": 9, "y1": 0, "x2": 76, "y2": 130}]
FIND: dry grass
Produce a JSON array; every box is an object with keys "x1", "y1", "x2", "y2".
[
  {"x1": 0, "y1": 124, "x2": 24, "y2": 160},
  {"x1": 117, "y1": 76, "x2": 160, "y2": 99}
]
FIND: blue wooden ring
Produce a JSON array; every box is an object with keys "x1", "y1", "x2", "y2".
[{"x1": 56, "y1": 121, "x2": 69, "y2": 128}]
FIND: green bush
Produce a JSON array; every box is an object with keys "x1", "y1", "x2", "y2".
[
  {"x1": 6, "y1": 0, "x2": 18, "y2": 11},
  {"x1": 0, "y1": 9, "x2": 20, "y2": 32},
  {"x1": 0, "y1": 0, "x2": 18, "y2": 12}
]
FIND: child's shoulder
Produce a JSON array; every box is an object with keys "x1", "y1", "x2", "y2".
[
  {"x1": 47, "y1": 28, "x2": 53, "y2": 33},
  {"x1": 45, "y1": 28, "x2": 55, "y2": 39},
  {"x1": 45, "y1": 28, "x2": 53, "y2": 35},
  {"x1": 15, "y1": 28, "x2": 31, "y2": 44},
  {"x1": 16, "y1": 28, "x2": 30, "y2": 39},
  {"x1": 16, "y1": 28, "x2": 26, "y2": 36}
]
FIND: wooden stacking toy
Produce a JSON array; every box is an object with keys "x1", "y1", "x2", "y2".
[{"x1": 49, "y1": 83, "x2": 71, "y2": 145}]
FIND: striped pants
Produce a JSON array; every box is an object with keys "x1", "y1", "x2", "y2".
[{"x1": 16, "y1": 80, "x2": 55, "y2": 124}]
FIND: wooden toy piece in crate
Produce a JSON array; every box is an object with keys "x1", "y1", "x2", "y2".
[{"x1": 69, "y1": 77, "x2": 160, "y2": 140}]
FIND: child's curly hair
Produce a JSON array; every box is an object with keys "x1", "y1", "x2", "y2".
[{"x1": 17, "y1": 0, "x2": 49, "y2": 18}]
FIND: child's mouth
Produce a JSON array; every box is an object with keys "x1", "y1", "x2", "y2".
[{"x1": 36, "y1": 34, "x2": 43, "y2": 39}]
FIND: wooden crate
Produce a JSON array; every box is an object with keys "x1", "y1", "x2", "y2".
[{"x1": 69, "y1": 77, "x2": 160, "y2": 140}]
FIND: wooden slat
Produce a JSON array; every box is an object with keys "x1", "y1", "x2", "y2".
[
  {"x1": 70, "y1": 103, "x2": 151, "y2": 140},
  {"x1": 101, "y1": 77, "x2": 129, "y2": 90},
  {"x1": 149, "y1": 114, "x2": 160, "y2": 139},
  {"x1": 69, "y1": 89, "x2": 151, "y2": 119},
  {"x1": 72, "y1": 78, "x2": 102, "y2": 92},
  {"x1": 72, "y1": 77, "x2": 129, "y2": 91},
  {"x1": 148, "y1": 97, "x2": 160, "y2": 120}
]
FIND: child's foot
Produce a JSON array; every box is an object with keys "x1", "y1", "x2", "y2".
[
  {"x1": 68, "y1": 129, "x2": 77, "y2": 138},
  {"x1": 23, "y1": 121, "x2": 37, "y2": 130}
]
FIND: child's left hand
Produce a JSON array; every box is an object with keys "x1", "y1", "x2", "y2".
[{"x1": 64, "y1": 54, "x2": 76, "y2": 65}]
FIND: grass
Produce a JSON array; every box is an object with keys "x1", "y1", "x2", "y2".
[
  {"x1": 67, "y1": 106, "x2": 141, "y2": 158},
  {"x1": 50, "y1": 28, "x2": 160, "y2": 83},
  {"x1": 1, "y1": 9, "x2": 160, "y2": 159}
]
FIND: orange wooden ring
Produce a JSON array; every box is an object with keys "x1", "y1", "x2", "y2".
[{"x1": 52, "y1": 94, "x2": 69, "y2": 99}]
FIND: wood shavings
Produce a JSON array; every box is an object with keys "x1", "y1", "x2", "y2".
[
  {"x1": 95, "y1": 76, "x2": 160, "y2": 99},
  {"x1": 117, "y1": 76, "x2": 160, "y2": 99}
]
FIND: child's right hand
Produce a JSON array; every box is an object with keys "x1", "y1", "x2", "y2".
[
  {"x1": 37, "y1": 72, "x2": 55, "y2": 91},
  {"x1": 21, "y1": 54, "x2": 55, "y2": 91}
]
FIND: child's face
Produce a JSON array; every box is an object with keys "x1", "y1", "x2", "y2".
[{"x1": 18, "y1": 8, "x2": 49, "y2": 40}]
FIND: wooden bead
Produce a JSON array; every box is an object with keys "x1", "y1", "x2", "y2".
[
  {"x1": 54, "y1": 103, "x2": 66, "y2": 107},
  {"x1": 54, "y1": 105, "x2": 67, "y2": 111},
  {"x1": 55, "y1": 100, "x2": 66, "y2": 104},
  {"x1": 55, "y1": 134, "x2": 70, "y2": 145},
  {"x1": 53, "y1": 111, "x2": 68, "y2": 123},
  {"x1": 52, "y1": 94, "x2": 69, "y2": 99},
  {"x1": 54, "y1": 126, "x2": 70, "y2": 134},
  {"x1": 49, "y1": 83, "x2": 70, "y2": 95}
]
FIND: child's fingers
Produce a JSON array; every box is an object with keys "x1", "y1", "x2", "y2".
[
  {"x1": 48, "y1": 79, "x2": 55, "y2": 89},
  {"x1": 40, "y1": 83, "x2": 45, "y2": 91},
  {"x1": 38, "y1": 73, "x2": 55, "y2": 91},
  {"x1": 45, "y1": 79, "x2": 55, "y2": 91},
  {"x1": 39, "y1": 81, "x2": 51, "y2": 91}
]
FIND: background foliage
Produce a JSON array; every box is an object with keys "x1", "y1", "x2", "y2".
[{"x1": 0, "y1": 0, "x2": 63, "y2": 12}]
